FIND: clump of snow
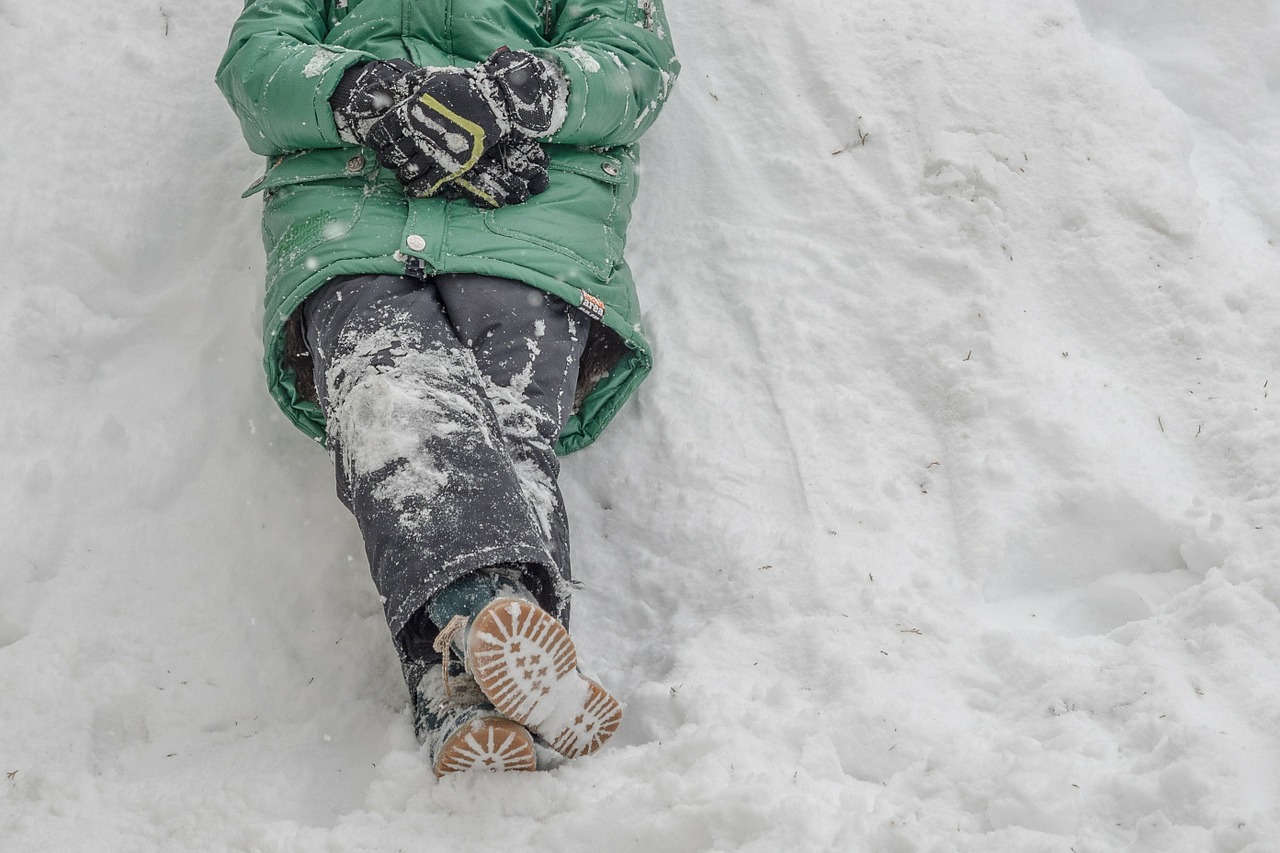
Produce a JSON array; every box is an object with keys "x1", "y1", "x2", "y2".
[
  {"x1": 326, "y1": 326, "x2": 489, "y2": 531},
  {"x1": 302, "y1": 47, "x2": 342, "y2": 79},
  {"x1": 560, "y1": 44, "x2": 602, "y2": 74},
  {"x1": 2, "y1": 0, "x2": 1280, "y2": 850}
]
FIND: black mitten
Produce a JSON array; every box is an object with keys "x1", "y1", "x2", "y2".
[
  {"x1": 329, "y1": 59, "x2": 419, "y2": 145},
  {"x1": 445, "y1": 138, "x2": 551, "y2": 208}
]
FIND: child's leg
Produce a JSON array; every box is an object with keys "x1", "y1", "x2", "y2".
[
  {"x1": 435, "y1": 273, "x2": 588, "y2": 601},
  {"x1": 302, "y1": 274, "x2": 556, "y2": 674},
  {"x1": 304, "y1": 273, "x2": 617, "y2": 761},
  {"x1": 429, "y1": 277, "x2": 621, "y2": 758}
]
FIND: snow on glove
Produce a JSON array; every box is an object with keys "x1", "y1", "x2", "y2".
[
  {"x1": 444, "y1": 137, "x2": 551, "y2": 209},
  {"x1": 361, "y1": 64, "x2": 511, "y2": 198},
  {"x1": 329, "y1": 59, "x2": 420, "y2": 145},
  {"x1": 477, "y1": 48, "x2": 568, "y2": 139}
]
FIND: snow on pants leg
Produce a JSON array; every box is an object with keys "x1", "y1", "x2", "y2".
[{"x1": 302, "y1": 273, "x2": 587, "y2": 665}]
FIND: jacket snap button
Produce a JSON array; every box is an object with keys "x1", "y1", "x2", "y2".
[
  {"x1": 601, "y1": 162, "x2": 620, "y2": 177},
  {"x1": 406, "y1": 234, "x2": 427, "y2": 252},
  {"x1": 346, "y1": 155, "x2": 366, "y2": 173}
]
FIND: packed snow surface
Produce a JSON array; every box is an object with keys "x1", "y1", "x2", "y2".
[{"x1": 3, "y1": 0, "x2": 1280, "y2": 851}]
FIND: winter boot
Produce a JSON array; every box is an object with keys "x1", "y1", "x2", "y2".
[
  {"x1": 413, "y1": 661, "x2": 538, "y2": 776},
  {"x1": 436, "y1": 597, "x2": 623, "y2": 759}
]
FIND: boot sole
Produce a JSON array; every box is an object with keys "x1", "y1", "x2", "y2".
[
  {"x1": 434, "y1": 714, "x2": 538, "y2": 776},
  {"x1": 466, "y1": 598, "x2": 622, "y2": 759}
]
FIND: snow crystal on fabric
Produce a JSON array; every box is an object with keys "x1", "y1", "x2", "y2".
[
  {"x1": 482, "y1": 376, "x2": 556, "y2": 540},
  {"x1": 326, "y1": 322, "x2": 497, "y2": 532},
  {"x1": 302, "y1": 48, "x2": 342, "y2": 79},
  {"x1": 561, "y1": 46, "x2": 601, "y2": 74}
]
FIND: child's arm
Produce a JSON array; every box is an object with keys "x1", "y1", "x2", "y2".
[
  {"x1": 215, "y1": 0, "x2": 375, "y2": 156},
  {"x1": 541, "y1": 0, "x2": 680, "y2": 149}
]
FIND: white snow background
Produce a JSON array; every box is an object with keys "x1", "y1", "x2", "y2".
[{"x1": 2, "y1": 0, "x2": 1279, "y2": 850}]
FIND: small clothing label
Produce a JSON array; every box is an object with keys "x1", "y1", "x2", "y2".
[{"x1": 578, "y1": 291, "x2": 606, "y2": 321}]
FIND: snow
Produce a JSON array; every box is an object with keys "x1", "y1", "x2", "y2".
[
  {"x1": 3, "y1": 0, "x2": 1280, "y2": 851},
  {"x1": 560, "y1": 45, "x2": 603, "y2": 74},
  {"x1": 302, "y1": 48, "x2": 342, "y2": 80},
  {"x1": 326, "y1": 322, "x2": 487, "y2": 526}
]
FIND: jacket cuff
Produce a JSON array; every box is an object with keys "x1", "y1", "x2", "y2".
[
  {"x1": 266, "y1": 44, "x2": 375, "y2": 151},
  {"x1": 536, "y1": 47, "x2": 598, "y2": 143}
]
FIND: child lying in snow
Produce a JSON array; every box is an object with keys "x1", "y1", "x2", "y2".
[{"x1": 216, "y1": 0, "x2": 678, "y2": 774}]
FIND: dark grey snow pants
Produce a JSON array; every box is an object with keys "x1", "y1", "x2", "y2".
[{"x1": 302, "y1": 273, "x2": 587, "y2": 668}]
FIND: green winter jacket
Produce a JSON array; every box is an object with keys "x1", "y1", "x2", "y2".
[{"x1": 216, "y1": 0, "x2": 678, "y2": 453}]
